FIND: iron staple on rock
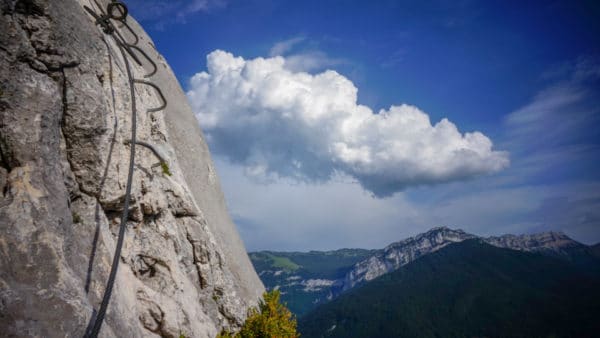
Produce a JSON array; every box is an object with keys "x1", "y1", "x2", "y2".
[{"x1": 124, "y1": 139, "x2": 172, "y2": 176}]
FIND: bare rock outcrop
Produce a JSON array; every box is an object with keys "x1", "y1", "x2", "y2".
[{"x1": 0, "y1": 0, "x2": 263, "y2": 337}]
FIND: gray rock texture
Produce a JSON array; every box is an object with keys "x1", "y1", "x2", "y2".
[
  {"x1": 0, "y1": 0, "x2": 263, "y2": 337},
  {"x1": 485, "y1": 231, "x2": 582, "y2": 254}
]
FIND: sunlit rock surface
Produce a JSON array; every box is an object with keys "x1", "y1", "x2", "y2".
[{"x1": 0, "y1": 1, "x2": 263, "y2": 336}]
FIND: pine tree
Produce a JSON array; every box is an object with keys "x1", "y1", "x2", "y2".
[{"x1": 218, "y1": 290, "x2": 299, "y2": 338}]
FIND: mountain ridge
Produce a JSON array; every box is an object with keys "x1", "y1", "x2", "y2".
[
  {"x1": 299, "y1": 239, "x2": 600, "y2": 337},
  {"x1": 339, "y1": 226, "x2": 590, "y2": 292},
  {"x1": 250, "y1": 226, "x2": 599, "y2": 317}
]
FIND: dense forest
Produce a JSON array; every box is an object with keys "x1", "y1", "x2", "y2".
[{"x1": 299, "y1": 240, "x2": 600, "y2": 338}]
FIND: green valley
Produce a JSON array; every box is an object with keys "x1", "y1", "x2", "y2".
[{"x1": 249, "y1": 249, "x2": 376, "y2": 316}]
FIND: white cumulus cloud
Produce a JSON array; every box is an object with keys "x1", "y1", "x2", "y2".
[{"x1": 187, "y1": 50, "x2": 509, "y2": 197}]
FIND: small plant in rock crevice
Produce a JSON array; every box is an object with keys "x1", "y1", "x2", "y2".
[{"x1": 160, "y1": 161, "x2": 172, "y2": 176}]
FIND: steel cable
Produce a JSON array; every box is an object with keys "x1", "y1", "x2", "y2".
[
  {"x1": 81, "y1": 1, "x2": 166, "y2": 336},
  {"x1": 85, "y1": 41, "x2": 137, "y2": 338}
]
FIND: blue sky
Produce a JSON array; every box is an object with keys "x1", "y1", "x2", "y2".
[{"x1": 127, "y1": 0, "x2": 600, "y2": 250}]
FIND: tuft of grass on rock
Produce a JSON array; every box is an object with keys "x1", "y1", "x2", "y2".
[
  {"x1": 72, "y1": 211, "x2": 82, "y2": 224},
  {"x1": 160, "y1": 162, "x2": 172, "y2": 176}
]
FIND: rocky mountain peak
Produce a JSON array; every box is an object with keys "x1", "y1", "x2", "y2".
[
  {"x1": 341, "y1": 226, "x2": 474, "y2": 291},
  {"x1": 385, "y1": 226, "x2": 472, "y2": 250}
]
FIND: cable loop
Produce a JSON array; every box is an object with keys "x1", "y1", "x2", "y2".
[
  {"x1": 107, "y1": 1, "x2": 127, "y2": 20},
  {"x1": 82, "y1": 1, "x2": 168, "y2": 337}
]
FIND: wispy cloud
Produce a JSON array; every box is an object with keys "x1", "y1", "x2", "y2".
[
  {"x1": 187, "y1": 50, "x2": 508, "y2": 197},
  {"x1": 283, "y1": 51, "x2": 348, "y2": 72},
  {"x1": 380, "y1": 48, "x2": 407, "y2": 68},
  {"x1": 269, "y1": 37, "x2": 306, "y2": 57},
  {"x1": 501, "y1": 57, "x2": 600, "y2": 183},
  {"x1": 184, "y1": 0, "x2": 226, "y2": 14},
  {"x1": 541, "y1": 56, "x2": 600, "y2": 82},
  {"x1": 268, "y1": 37, "x2": 348, "y2": 72},
  {"x1": 126, "y1": 0, "x2": 226, "y2": 28},
  {"x1": 505, "y1": 84, "x2": 587, "y2": 147}
]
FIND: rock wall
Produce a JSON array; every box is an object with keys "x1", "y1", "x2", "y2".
[{"x1": 0, "y1": 0, "x2": 263, "y2": 337}]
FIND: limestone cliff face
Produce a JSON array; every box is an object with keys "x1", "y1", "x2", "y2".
[
  {"x1": 485, "y1": 231, "x2": 582, "y2": 254},
  {"x1": 0, "y1": 0, "x2": 264, "y2": 337}
]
